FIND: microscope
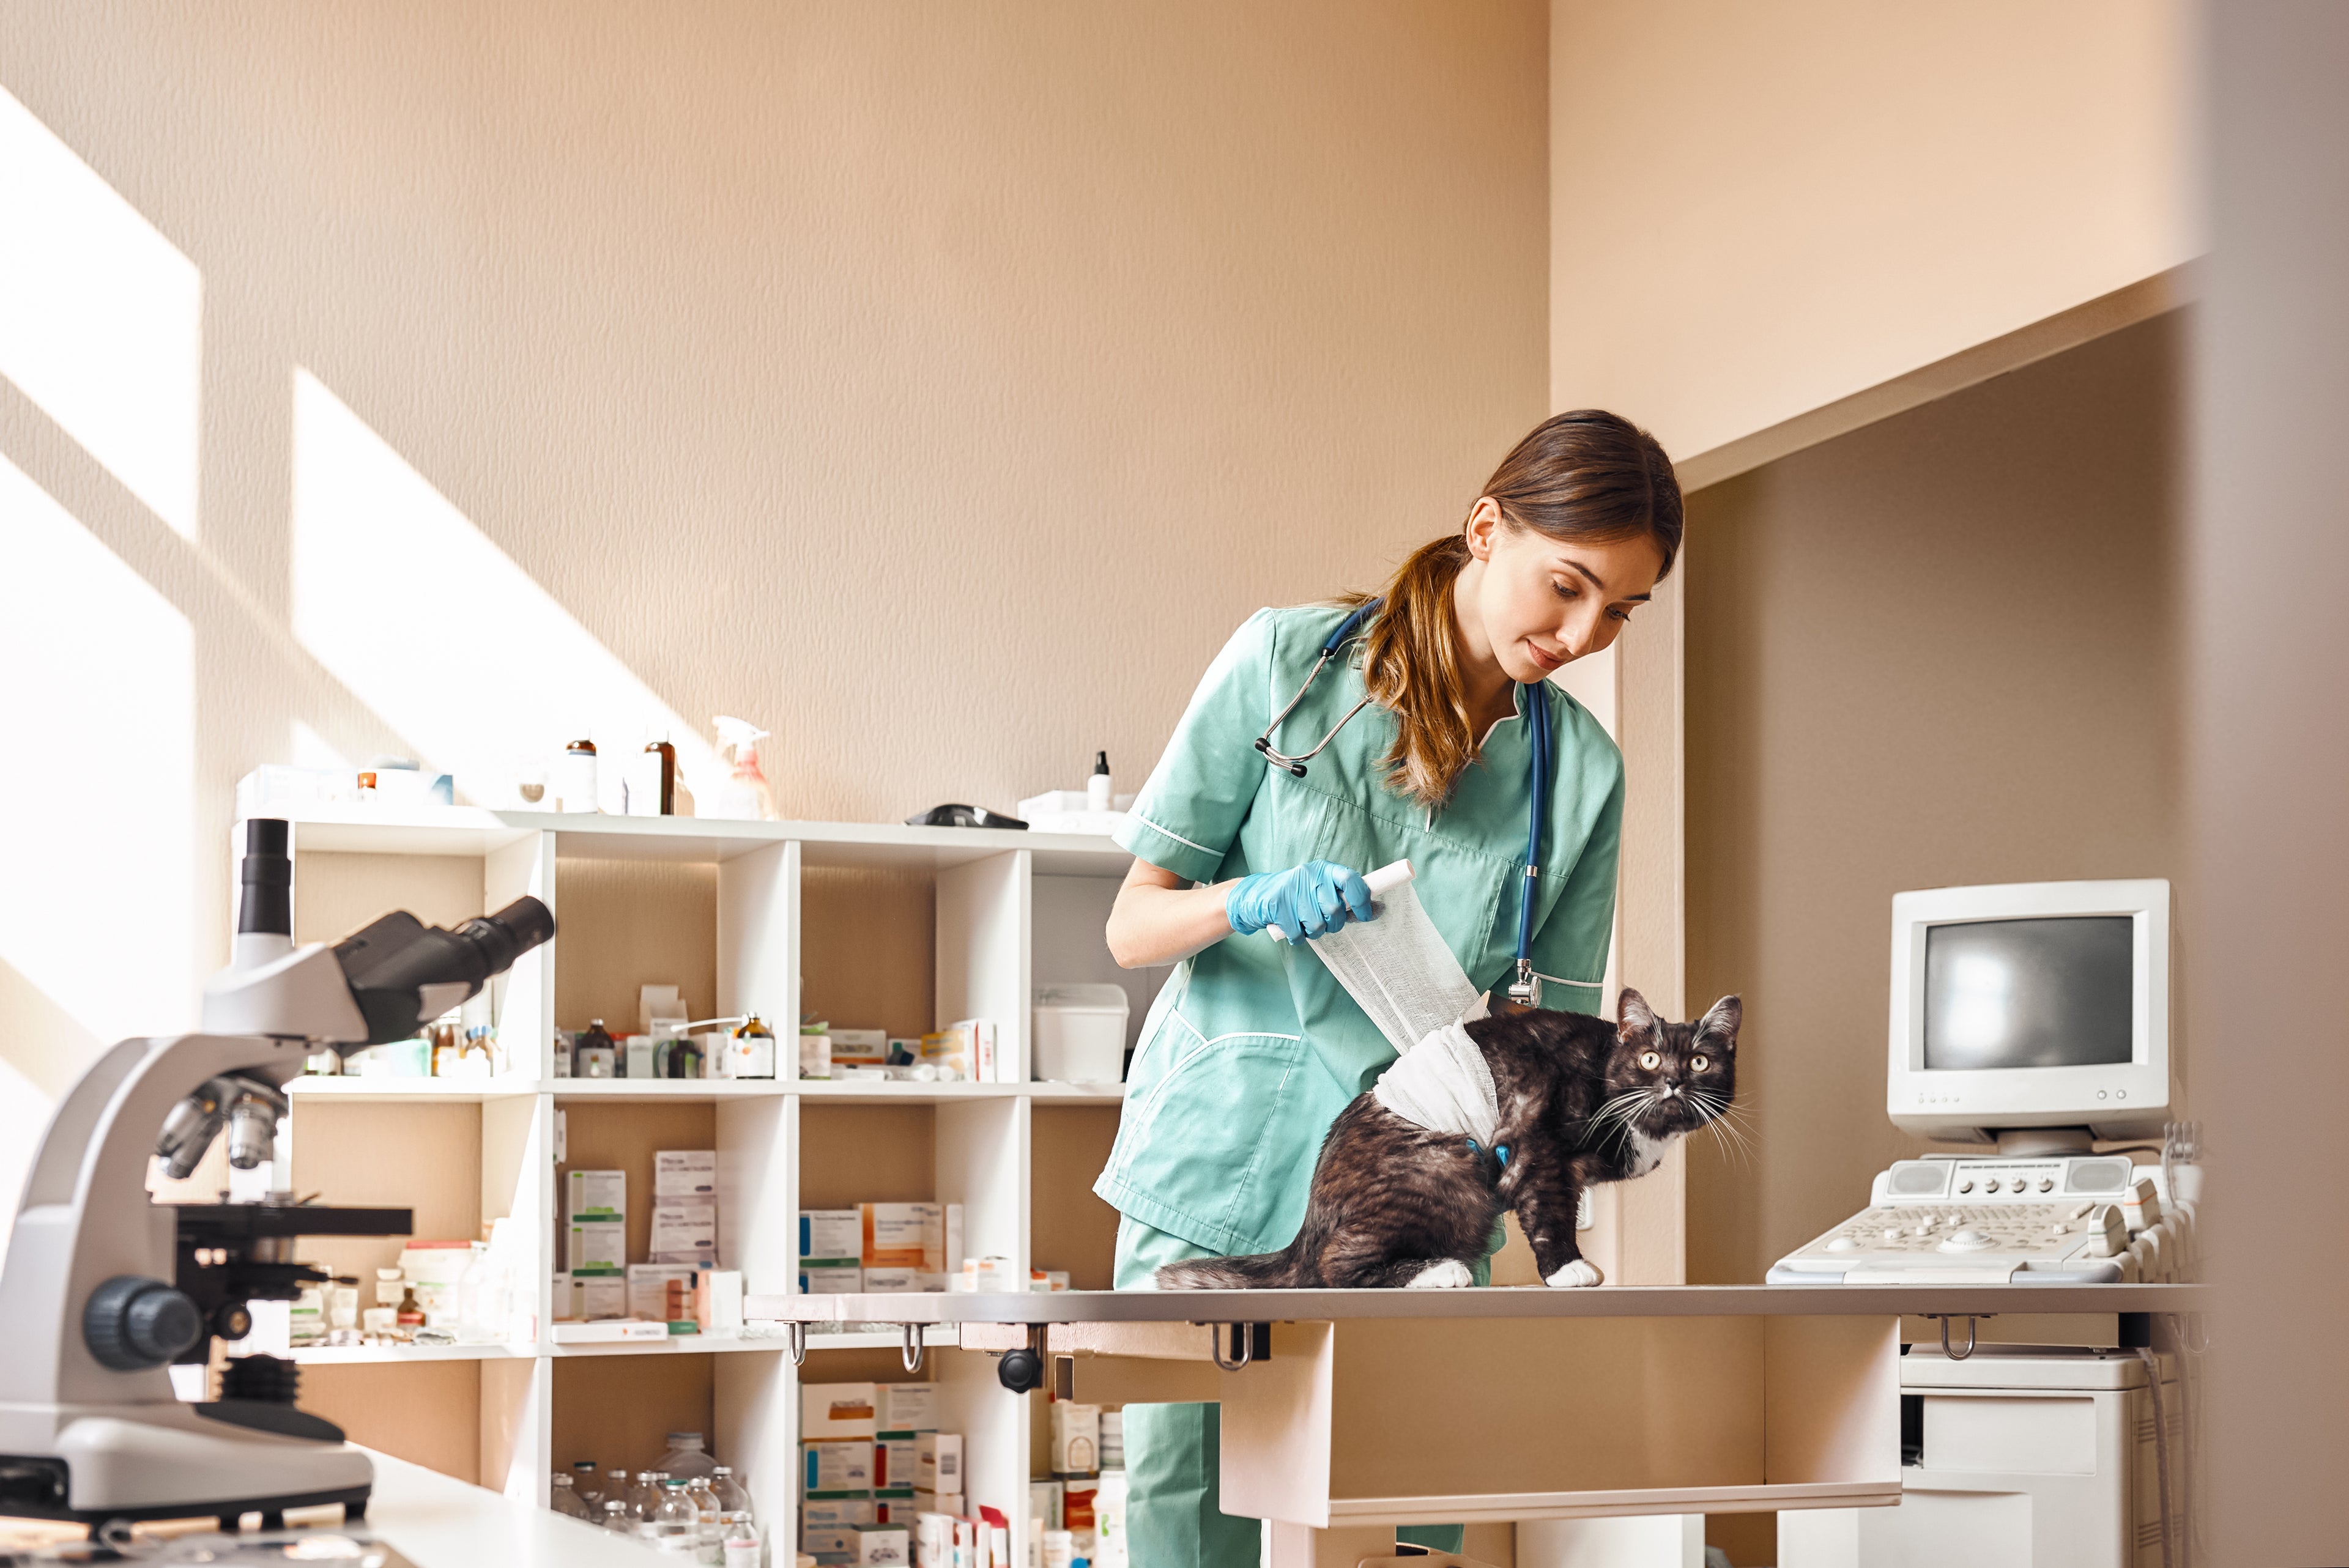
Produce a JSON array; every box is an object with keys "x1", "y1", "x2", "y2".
[{"x1": 0, "y1": 819, "x2": 553, "y2": 1535}]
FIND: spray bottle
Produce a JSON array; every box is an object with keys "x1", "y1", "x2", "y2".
[{"x1": 710, "y1": 717, "x2": 777, "y2": 821}]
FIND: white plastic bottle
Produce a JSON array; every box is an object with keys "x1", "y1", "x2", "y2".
[{"x1": 1087, "y1": 750, "x2": 1112, "y2": 812}]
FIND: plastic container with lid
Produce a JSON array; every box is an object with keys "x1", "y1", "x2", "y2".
[
  {"x1": 1031, "y1": 985, "x2": 1130, "y2": 1085},
  {"x1": 658, "y1": 1430, "x2": 719, "y2": 1481}
]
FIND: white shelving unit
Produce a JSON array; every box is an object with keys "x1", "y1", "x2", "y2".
[{"x1": 255, "y1": 808, "x2": 1154, "y2": 1556}]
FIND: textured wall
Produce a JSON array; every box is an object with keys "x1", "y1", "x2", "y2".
[
  {"x1": 1551, "y1": 0, "x2": 2194, "y2": 466},
  {"x1": 1683, "y1": 315, "x2": 2182, "y2": 1286},
  {"x1": 0, "y1": 2, "x2": 1549, "y2": 1183}
]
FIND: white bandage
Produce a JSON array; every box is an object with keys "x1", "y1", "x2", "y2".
[{"x1": 1371, "y1": 1022, "x2": 1501, "y2": 1146}]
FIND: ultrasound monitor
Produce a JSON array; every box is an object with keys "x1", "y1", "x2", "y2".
[{"x1": 1888, "y1": 879, "x2": 2173, "y2": 1153}]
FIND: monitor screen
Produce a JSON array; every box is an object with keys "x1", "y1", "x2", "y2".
[{"x1": 1921, "y1": 916, "x2": 2134, "y2": 1070}]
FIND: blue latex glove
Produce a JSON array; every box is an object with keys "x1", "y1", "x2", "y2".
[{"x1": 1226, "y1": 860, "x2": 1377, "y2": 942}]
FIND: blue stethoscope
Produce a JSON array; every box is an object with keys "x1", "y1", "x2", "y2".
[{"x1": 1253, "y1": 596, "x2": 1554, "y2": 1007}]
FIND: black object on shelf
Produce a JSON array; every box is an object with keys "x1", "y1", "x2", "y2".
[{"x1": 905, "y1": 804, "x2": 1029, "y2": 830}]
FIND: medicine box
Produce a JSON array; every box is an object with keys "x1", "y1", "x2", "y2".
[
  {"x1": 628, "y1": 1264, "x2": 698, "y2": 1322},
  {"x1": 565, "y1": 1221, "x2": 625, "y2": 1277},
  {"x1": 876, "y1": 1435, "x2": 918, "y2": 1489},
  {"x1": 801, "y1": 1210, "x2": 861, "y2": 1261},
  {"x1": 853, "y1": 1523, "x2": 911, "y2": 1566},
  {"x1": 803, "y1": 1496, "x2": 876, "y2": 1530},
  {"x1": 1050, "y1": 1402, "x2": 1100, "y2": 1476},
  {"x1": 804, "y1": 1438, "x2": 877, "y2": 1494},
  {"x1": 1061, "y1": 1477, "x2": 1099, "y2": 1533},
  {"x1": 696, "y1": 1268, "x2": 744, "y2": 1336},
  {"x1": 798, "y1": 1031, "x2": 832, "y2": 1079},
  {"x1": 577, "y1": 1275, "x2": 626, "y2": 1320},
  {"x1": 800, "y1": 1263, "x2": 863, "y2": 1295},
  {"x1": 862, "y1": 1267, "x2": 946, "y2": 1294},
  {"x1": 649, "y1": 1202, "x2": 718, "y2": 1260},
  {"x1": 803, "y1": 1383, "x2": 879, "y2": 1439},
  {"x1": 565, "y1": 1169, "x2": 625, "y2": 1221},
  {"x1": 1030, "y1": 1479, "x2": 1063, "y2": 1531},
  {"x1": 830, "y1": 1027, "x2": 888, "y2": 1065},
  {"x1": 910, "y1": 1490, "x2": 962, "y2": 1524},
  {"x1": 801, "y1": 1523, "x2": 858, "y2": 1560},
  {"x1": 861, "y1": 1203, "x2": 944, "y2": 1270},
  {"x1": 654, "y1": 1150, "x2": 717, "y2": 1198},
  {"x1": 915, "y1": 1432, "x2": 961, "y2": 1492},
  {"x1": 877, "y1": 1382, "x2": 936, "y2": 1433},
  {"x1": 1099, "y1": 1408, "x2": 1124, "y2": 1468}
]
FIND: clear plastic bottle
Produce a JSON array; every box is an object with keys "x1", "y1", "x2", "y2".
[
  {"x1": 601, "y1": 1500, "x2": 634, "y2": 1534},
  {"x1": 684, "y1": 1476, "x2": 723, "y2": 1563},
  {"x1": 571, "y1": 1460, "x2": 603, "y2": 1512},
  {"x1": 657, "y1": 1430, "x2": 720, "y2": 1482},
  {"x1": 454, "y1": 1245, "x2": 497, "y2": 1344},
  {"x1": 550, "y1": 1473, "x2": 592, "y2": 1520},
  {"x1": 720, "y1": 1515, "x2": 760, "y2": 1568},
  {"x1": 648, "y1": 1479, "x2": 700, "y2": 1555}
]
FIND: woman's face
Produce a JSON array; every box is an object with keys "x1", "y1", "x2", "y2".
[{"x1": 1463, "y1": 499, "x2": 1665, "y2": 684}]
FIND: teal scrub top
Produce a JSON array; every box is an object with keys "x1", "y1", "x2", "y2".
[{"x1": 1095, "y1": 604, "x2": 1626, "y2": 1258}]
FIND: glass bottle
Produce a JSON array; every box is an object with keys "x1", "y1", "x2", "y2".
[
  {"x1": 606, "y1": 1467, "x2": 631, "y2": 1516},
  {"x1": 729, "y1": 1016, "x2": 775, "y2": 1081},
  {"x1": 578, "y1": 1019, "x2": 617, "y2": 1079},
  {"x1": 656, "y1": 1431, "x2": 719, "y2": 1482},
  {"x1": 394, "y1": 1283, "x2": 423, "y2": 1337},
  {"x1": 601, "y1": 1500, "x2": 634, "y2": 1535},
  {"x1": 708, "y1": 1466, "x2": 753, "y2": 1525},
  {"x1": 571, "y1": 1460, "x2": 603, "y2": 1511},
  {"x1": 550, "y1": 1473, "x2": 592, "y2": 1519},
  {"x1": 720, "y1": 1515, "x2": 760, "y2": 1568},
  {"x1": 645, "y1": 734, "x2": 677, "y2": 816},
  {"x1": 631, "y1": 1470, "x2": 668, "y2": 1531},
  {"x1": 649, "y1": 1478, "x2": 700, "y2": 1555},
  {"x1": 684, "y1": 1476, "x2": 722, "y2": 1562}
]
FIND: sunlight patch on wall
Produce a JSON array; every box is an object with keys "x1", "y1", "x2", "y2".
[
  {"x1": 0, "y1": 88, "x2": 202, "y2": 539},
  {"x1": 0, "y1": 456, "x2": 196, "y2": 1051},
  {"x1": 290, "y1": 371, "x2": 712, "y2": 803}
]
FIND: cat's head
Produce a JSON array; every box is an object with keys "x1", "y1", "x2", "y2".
[{"x1": 1602, "y1": 988, "x2": 1742, "y2": 1141}]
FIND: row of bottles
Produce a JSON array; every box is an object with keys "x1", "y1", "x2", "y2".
[{"x1": 549, "y1": 1433, "x2": 759, "y2": 1563}]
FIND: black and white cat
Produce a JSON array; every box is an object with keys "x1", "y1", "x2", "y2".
[{"x1": 1156, "y1": 989, "x2": 1742, "y2": 1290}]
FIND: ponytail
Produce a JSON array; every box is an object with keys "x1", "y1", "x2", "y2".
[{"x1": 1344, "y1": 410, "x2": 1681, "y2": 808}]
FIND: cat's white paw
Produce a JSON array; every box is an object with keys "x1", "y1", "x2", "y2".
[
  {"x1": 1545, "y1": 1258, "x2": 1605, "y2": 1289},
  {"x1": 1404, "y1": 1259, "x2": 1475, "y2": 1289}
]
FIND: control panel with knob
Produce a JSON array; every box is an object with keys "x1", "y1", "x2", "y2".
[
  {"x1": 1770, "y1": 1153, "x2": 2197, "y2": 1284},
  {"x1": 83, "y1": 1274, "x2": 203, "y2": 1370}
]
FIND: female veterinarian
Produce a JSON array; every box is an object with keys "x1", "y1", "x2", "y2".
[{"x1": 1097, "y1": 410, "x2": 1683, "y2": 1567}]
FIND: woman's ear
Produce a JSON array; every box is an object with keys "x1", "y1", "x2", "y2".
[{"x1": 1463, "y1": 497, "x2": 1505, "y2": 561}]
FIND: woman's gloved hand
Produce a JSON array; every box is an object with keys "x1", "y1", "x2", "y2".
[{"x1": 1226, "y1": 860, "x2": 1377, "y2": 941}]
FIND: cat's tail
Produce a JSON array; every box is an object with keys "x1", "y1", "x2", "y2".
[{"x1": 1154, "y1": 1241, "x2": 1307, "y2": 1290}]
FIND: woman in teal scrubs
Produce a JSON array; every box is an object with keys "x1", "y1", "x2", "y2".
[{"x1": 1097, "y1": 410, "x2": 1683, "y2": 1567}]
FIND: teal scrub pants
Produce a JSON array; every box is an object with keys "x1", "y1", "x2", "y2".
[{"x1": 1113, "y1": 1215, "x2": 1465, "y2": 1567}]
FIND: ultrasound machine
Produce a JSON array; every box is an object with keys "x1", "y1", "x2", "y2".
[
  {"x1": 1771, "y1": 877, "x2": 2197, "y2": 1287},
  {"x1": 1771, "y1": 879, "x2": 2200, "y2": 1568}
]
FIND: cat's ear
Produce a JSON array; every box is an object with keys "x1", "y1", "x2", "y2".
[
  {"x1": 1699, "y1": 994, "x2": 1743, "y2": 1046},
  {"x1": 1617, "y1": 987, "x2": 1658, "y2": 1039}
]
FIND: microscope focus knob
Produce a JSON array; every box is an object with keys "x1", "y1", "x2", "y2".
[{"x1": 84, "y1": 1275, "x2": 203, "y2": 1371}]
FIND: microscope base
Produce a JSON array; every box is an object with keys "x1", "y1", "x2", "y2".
[{"x1": 0, "y1": 1403, "x2": 375, "y2": 1527}]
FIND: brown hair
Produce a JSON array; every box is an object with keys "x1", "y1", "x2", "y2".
[{"x1": 1346, "y1": 410, "x2": 1682, "y2": 807}]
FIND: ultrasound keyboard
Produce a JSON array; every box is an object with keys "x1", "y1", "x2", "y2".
[{"x1": 1768, "y1": 1153, "x2": 2196, "y2": 1285}]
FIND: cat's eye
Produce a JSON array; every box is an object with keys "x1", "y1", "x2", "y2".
[
  {"x1": 1691, "y1": 1054, "x2": 1709, "y2": 1071},
  {"x1": 1638, "y1": 1049, "x2": 1661, "y2": 1070}
]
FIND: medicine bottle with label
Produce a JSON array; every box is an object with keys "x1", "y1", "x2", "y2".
[
  {"x1": 729, "y1": 1016, "x2": 775, "y2": 1080},
  {"x1": 576, "y1": 1021, "x2": 618, "y2": 1079}
]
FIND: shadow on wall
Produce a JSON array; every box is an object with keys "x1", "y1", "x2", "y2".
[{"x1": 0, "y1": 86, "x2": 710, "y2": 1219}]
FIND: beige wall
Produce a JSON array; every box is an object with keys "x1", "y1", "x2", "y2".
[
  {"x1": 1550, "y1": 0, "x2": 2194, "y2": 472},
  {"x1": 0, "y1": 2, "x2": 1549, "y2": 1180},
  {"x1": 1682, "y1": 314, "x2": 2182, "y2": 1285}
]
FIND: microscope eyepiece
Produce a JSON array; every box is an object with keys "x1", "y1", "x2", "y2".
[
  {"x1": 451, "y1": 898, "x2": 557, "y2": 977},
  {"x1": 236, "y1": 818, "x2": 292, "y2": 939},
  {"x1": 331, "y1": 895, "x2": 555, "y2": 1046}
]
